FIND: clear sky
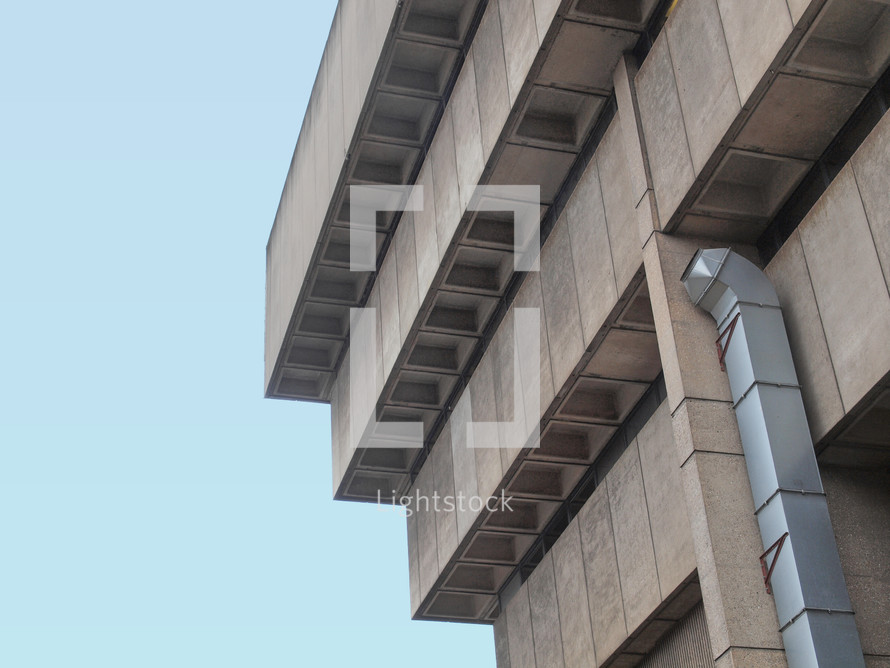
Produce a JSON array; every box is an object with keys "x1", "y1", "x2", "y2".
[{"x1": 0, "y1": 2, "x2": 495, "y2": 665}]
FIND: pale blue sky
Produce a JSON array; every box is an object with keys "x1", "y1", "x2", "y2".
[{"x1": 0, "y1": 2, "x2": 494, "y2": 665}]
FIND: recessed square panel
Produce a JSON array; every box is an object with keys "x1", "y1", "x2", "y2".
[
  {"x1": 617, "y1": 281, "x2": 655, "y2": 330},
  {"x1": 734, "y1": 74, "x2": 868, "y2": 160},
  {"x1": 505, "y1": 461, "x2": 588, "y2": 500},
  {"x1": 308, "y1": 266, "x2": 371, "y2": 304},
  {"x1": 423, "y1": 591, "x2": 494, "y2": 620},
  {"x1": 528, "y1": 420, "x2": 615, "y2": 463},
  {"x1": 443, "y1": 247, "x2": 513, "y2": 296},
  {"x1": 481, "y1": 498, "x2": 560, "y2": 534},
  {"x1": 399, "y1": 0, "x2": 478, "y2": 45},
  {"x1": 382, "y1": 40, "x2": 459, "y2": 97},
  {"x1": 333, "y1": 188, "x2": 396, "y2": 231},
  {"x1": 348, "y1": 141, "x2": 419, "y2": 185},
  {"x1": 366, "y1": 92, "x2": 438, "y2": 145},
  {"x1": 538, "y1": 22, "x2": 638, "y2": 92},
  {"x1": 556, "y1": 377, "x2": 648, "y2": 424},
  {"x1": 295, "y1": 302, "x2": 349, "y2": 338},
  {"x1": 693, "y1": 149, "x2": 811, "y2": 222},
  {"x1": 344, "y1": 470, "x2": 408, "y2": 501},
  {"x1": 489, "y1": 144, "x2": 576, "y2": 204},
  {"x1": 274, "y1": 367, "x2": 333, "y2": 400},
  {"x1": 787, "y1": 0, "x2": 890, "y2": 85},
  {"x1": 441, "y1": 562, "x2": 513, "y2": 593},
  {"x1": 423, "y1": 292, "x2": 498, "y2": 335},
  {"x1": 358, "y1": 447, "x2": 420, "y2": 472},
  {"x1": 405, "y1": 331, "x2": 477, "y2": 373},
  {"x1": 319, "y1": 226, "x2": 386, "y2": 267},
  {"x1": 513, "y1": 86, "x2": 605, "y2": 150},
  {"x1": 584, "y1": 328, "x2": 661, "y2": 381},
  {"x1": 285, "y1": 335, "x2": 343, "y2": 370},
  {"x1": 461, "y1": 531, "x2": 537, "y2": 564},
  {"x1": 388, "y1": 370, "x2": 459, "y2": 408}
]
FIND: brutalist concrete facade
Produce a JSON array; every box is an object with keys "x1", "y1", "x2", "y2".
[{"x1": 265, "y1": 0, "x2": 890, "y2": 665}]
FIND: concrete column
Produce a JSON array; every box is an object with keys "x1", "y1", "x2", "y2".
[{"x1": 643, "y1": 231, "x2": 787, "y2": 667}]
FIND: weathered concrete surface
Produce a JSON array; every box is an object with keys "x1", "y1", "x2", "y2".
[
  {"x1": 665, "y1": 0, "x2": 740, "y2": 174},
  {"x1": 822, "y1": 466, "x2": 890, "y2": 660},
  {"x1": 765, "y1": 231, "x2": 844, "y2": 443},
  {"x1": 635, "y1": 35, "x2": 695, "y2": 225},
  {"x1": 540, "y1": 220, "x2": 586, "y2": 390},
  {"x1": 473, "y1": 0, "x2": 511, "y2": 157},
  {"x1": 552, "y1": 522, "x2": 596, "y2": 668},
  {"x1": 498, "y1": 0, "x2": 540, "y2": 105},
  {"x1": 607, "y1": 442, "x2": 661, "y2": 632},
  {"x1": 527, "y1": 552, "x2": 564, "y2": 668},
  {"x1": 715, "y1": 0, "x2": 792, "y2": 105},
  {"x1": 798, "y1": 165, "x2": 890, "y2": 412},
  {"x1": 452, "y1": 54, "x2": 486, "y2": 212},
  {"x1": 637, "y1": 402, "x2": 696, "y2": 599},
  {"x1": 565, "y1": 158, "x2": 617, "y2": 344}
]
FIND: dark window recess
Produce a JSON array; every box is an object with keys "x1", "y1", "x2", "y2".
[{"x1": 759, "y1": 66, "x2": 890, "y2": 263}]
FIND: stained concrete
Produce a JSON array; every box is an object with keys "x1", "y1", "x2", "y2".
[
  {"x1": 452, "y1": 54, "x2": 486, "y2": 212},
  {"x1": 540, "y1": 220, "x2": 586, "y2": 389},
  {"x1": 635, "y1": 34, "x2": 695, "y2": 224},
  {"x1": 415, "y1": 460, "x2": 440, "y2": 600},
  {"x1": 406, "y1": 505, "x2": 421, "y2": 614},
  {"x1": 451, "y1": 390, "x2": 481, "y2": 542},
  {"x1": 565, "y1": 158, "x2": 618, "y2": 344},
  {"x1": 378, "y1": 250, "x2": 401, "y2": 377},
  {"x1": 552, "y1": 522, "x2": 597, "y2": 668},
  {"x1": 514, "y1": 272, "x2": 556, "y2": 430},
  {"x1": 636, "y1": 402, "x2": 696, "y2": 598},
  {"x1": 715, "y1": 0, "x2": 793, "y2": 105},
  {"x1": 532, "y1": 0, "x2": 560, "y2": 42},
  {"x1": 598, "y1": 117, "x2": 643, "y2": 296},
  {"x1": 413, "y1": 161, "x2": 440, "y2": 298},
  {"x1": 494, "y1": 609, "x2": 513, "y2": 668},
  {"x1": 798, "y1": 165, "x2": 890, "y2": 411},
  {"x1": 735, "y1": 74, "x2": 868, "y2": 160},
  {"x1": 471, "y1": 353, "x2": 506, "y2": 496},
  {"x1": 431, "y1": 109, "x2": 462, "y2": 261},
  {"x1": 431, "y1": 423, "x2": 459, "y2": 569},
  {"x1": 498, "y1": 0, "x2": 540, "y2": 105},
  {"x1": 578, "y1": 485, "x2": 628, "y2": 660},
  {"x1": 765, "y1": 231, "x2": 845, "y2": 443},
  {"x1": 506, "y1": 585, "x2": 538, "y2": 668},
  {"x1": 822, "y1": 466, "x2": 890, "y2": 658},
  {"x1": 607, "y1": 441, "x2": 662, "y2": 632},
  {"x1": 395, "y1": 212, "x2": 420, "y2": 344},
  {"x1": 473, "y1": 0, "x2": 511, "y2": 157},
  {"x1": 852, "y1": 111, "x2": 890, "y2": 293},
  {"x1": 527, "y1": 552, "x2": 564, "y2": 668},
  {"x1": 665, "y1": 0, "x2": 740, "y2": 173},
  {"x1": 613, "y1": 55, "x2": 651, "y2": 207}
]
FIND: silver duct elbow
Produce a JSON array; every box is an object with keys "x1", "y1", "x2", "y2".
[{"x1": 681, "y1": 248, "x2": 865, "y2": 668}]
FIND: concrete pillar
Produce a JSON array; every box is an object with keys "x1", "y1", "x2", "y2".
[{"x1": 643, "y1": 231, "x2": 787, "y2": 667}]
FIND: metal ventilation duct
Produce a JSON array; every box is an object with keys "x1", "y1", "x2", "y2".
[{"x1": 681, "y1": 248, "x2": 864, "y2": 668}]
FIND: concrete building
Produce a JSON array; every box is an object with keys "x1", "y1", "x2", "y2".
[{"x1": 265, "y1": 0, "x2": 890, "y2": 665}]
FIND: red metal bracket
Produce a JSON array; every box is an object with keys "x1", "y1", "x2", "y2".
[
  {"x1": 759, "y1": 532, "x2": 789, "y2": 595},
  {"x1": 715, "y1": 312, "x2": 742, "y2": 372}
]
